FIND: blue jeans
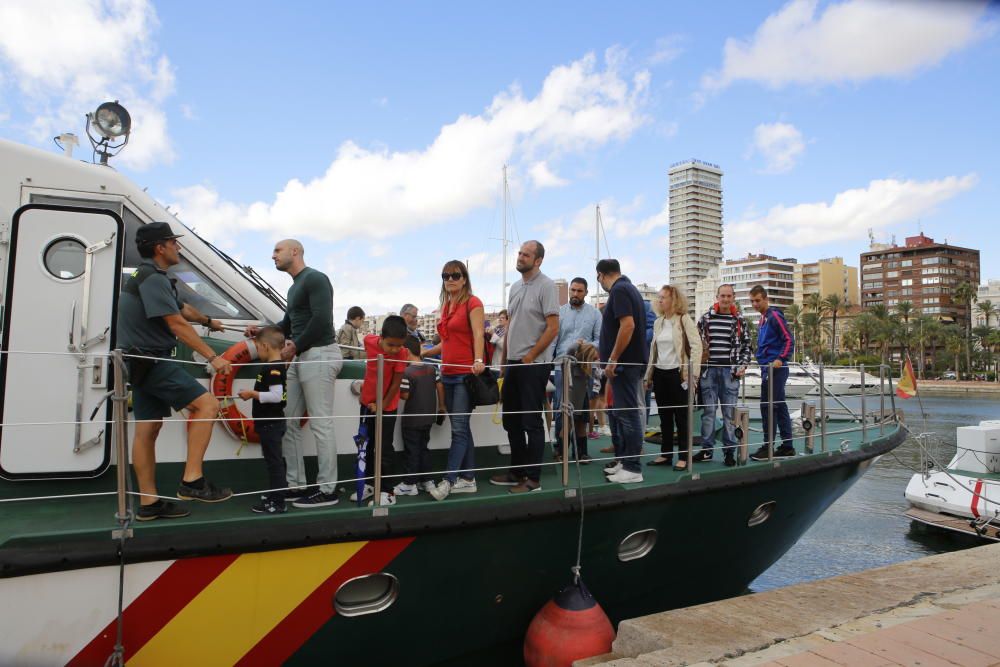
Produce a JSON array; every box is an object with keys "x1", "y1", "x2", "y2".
[
  {"x1": 700, "y1": 366, "x2": 739, "y2": 458},
  {"x1": 610, "y1": 365, "x2": 643, "y2": 473},
  {"x1": 553, "y1": 366, "x2": 564, "y2": 441},
  {"x1": 442, "y1": 375, "x2": 475, "y2": 484},
  {"x1": 760, "y1": 365, "x2": 793, "y2": 449}
]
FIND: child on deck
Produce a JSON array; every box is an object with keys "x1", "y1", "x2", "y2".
[
  {"x1": 394, "y1": 336, "x2": 445, "y2": 496},
  {"x1": 354, "y1": 315, "x2": 410, "y2": 506},
  {"x1": 554, "y1": 342, "x2": 599, "y2": 464},
  {"x1": 237, "y1": 326, "x2": 289, "y2": 514}
]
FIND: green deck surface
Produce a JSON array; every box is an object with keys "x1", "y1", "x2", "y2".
[{"x1": 0, "y1": 420, "x2": 893, "y2": 551}]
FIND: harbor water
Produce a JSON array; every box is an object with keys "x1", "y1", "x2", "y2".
[{"x1": 751, "y1": 391, "x2": 998, "y2": 592}]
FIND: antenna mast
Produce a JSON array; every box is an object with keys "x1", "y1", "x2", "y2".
[{"x1": 501, "y1": 165, "x2": 509, "y2": 309}]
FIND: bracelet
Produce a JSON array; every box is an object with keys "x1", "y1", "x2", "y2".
[
  {"x1": 206, "y1": 354, "x2": 218, "y2": 363},
  {"x1": 608, "y1": 358, "x2": 618, "y2": 363},
  {"x1": 474, "y1": 358, "x2": 483, "y2": 363}
]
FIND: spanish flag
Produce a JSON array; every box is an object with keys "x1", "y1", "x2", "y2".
[{"x1": 896, "y1": 355, "x2": 917, "y2": 399}]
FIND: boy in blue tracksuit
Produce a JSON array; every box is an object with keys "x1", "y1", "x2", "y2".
[{"x1": 748, "y1": 286, "x2": 796, "y2": 460}]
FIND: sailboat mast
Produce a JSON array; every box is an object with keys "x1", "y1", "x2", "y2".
[
  {"x1": 595, "y1": 204, "x2": 602, "y2": 305},
  {"x1": 502, "y1": 165, "x2": 508, "y2": 309}
]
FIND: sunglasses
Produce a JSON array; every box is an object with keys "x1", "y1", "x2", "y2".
[{"x1": 441, "y1": 271, "x2": 464, "y2": 281}]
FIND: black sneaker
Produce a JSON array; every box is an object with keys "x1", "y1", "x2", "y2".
[
  {"x1": 749, "y1": 446, "x2": 771, "y2": 461},
  {"x1": 177, "y1": 480, "x2": 233, "y2": 503},
  {"x1": 724, "y1": 456, "x2": 736, "y2": 467},
  {"x1": 251, "y1": 496, "x2": 287, "y2": 514},
  {"x1": 773, "y1": 445, "x2": 797, "y2": 459},
  {"x1": 136, "y1": 500, "x2": 190, "y2": 521},
  {"x1": 292, "y1": 491, "x2": 339, "y2": 508},
  {"x1": 692, "y1": 450, "x2": 713, "y2": 463}
]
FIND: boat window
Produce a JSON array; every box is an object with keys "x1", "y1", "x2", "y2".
[
  {"x1": 28, "y1": 194, "x2": 255, "y2": 319},
  {"x1": 618, "y1": 529, "x2": 657, "y2": 562},
  {"x1": 334, "y1": 573, "x2": 399, "y2": 617},
  {"x1": 43, "y1": 237, "x2": 87, "y2": 280}
]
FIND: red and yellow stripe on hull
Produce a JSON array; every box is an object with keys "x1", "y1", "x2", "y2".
[{"x1": 70, "y1": 537, "x2": 413, "y2": 666}]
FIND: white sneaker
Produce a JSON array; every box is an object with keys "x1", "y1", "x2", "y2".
[
  {"x1": 598, "y1": 425, "x2": 612, "y2": 436},
  {"x1": 430, "y1": 480, "x2": 451, "y2": 501},
  {"x1": 393, "y1": 482, "x2": 418, "y2": 496},
  {"x1": 604, "y1": 462, "x2": 622, "y2": 476},
  {"x1": 451, "y1": 478, "x2": 478, "y2": 494},
  {"x1": 367, "y1": 492, "x2": 396, "y2": 507},
  {"x1": 607, "y1": 469, "x2": 643, "y2": 484},
  {"x1": 350, "y1": 484, "x2": 374, "y2": 502},
  {"x1": 420, "y1": 480, "x2": 437, "y2": 494}
]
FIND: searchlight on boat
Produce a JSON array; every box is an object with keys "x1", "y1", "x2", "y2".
[{"x1": 85, "y1": 100, "x2": 131, "y2": 165}]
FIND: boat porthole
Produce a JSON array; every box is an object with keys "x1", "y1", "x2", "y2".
[
  {"x1": 618, "y1": 529, "x2": 657, "y2": 562},
  {"x1": 42, "y1": 237, "x2": 87, "y2": 280},
  {"x1": 748, "y1": 501, "x2": 777, "y2": 527},
  {"x1": 333, "y1": 573, "x2": 399, "y2": 617}
]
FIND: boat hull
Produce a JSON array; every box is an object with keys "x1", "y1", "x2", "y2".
[{"x1": 0, "y1": 427, "x2": 905, "y2": 666}]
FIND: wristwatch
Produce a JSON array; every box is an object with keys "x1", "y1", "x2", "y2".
[{"x1": 202, "y1": 315, "x2": 211, "y2": 326}]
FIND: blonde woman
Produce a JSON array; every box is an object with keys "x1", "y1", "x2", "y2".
[{"x1": 644, "y1": 285, "x2": 702, "y2": 471}]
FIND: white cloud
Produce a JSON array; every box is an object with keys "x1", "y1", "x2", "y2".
[
  {"x1": 648, "y1": 35, "x2": 686, "y2": 65},
  {"x1": 0, "y1": 0, "x2": 176, "y2": 170},
  {"x1": 725, "y1": 174, "x2": 978, "y2": 253},
  {"x1": 747, "y1": 121, "x2": 805, "y2": 173},
  {"x1": 702, "y1": 0, "x2": 991, "y2": 93},
  {"x1": 529, "y1": 161, "x2": 569, "y2": 188},
  {"x1": 170, "y1": 51, "x2": 650, "y2": 243}
]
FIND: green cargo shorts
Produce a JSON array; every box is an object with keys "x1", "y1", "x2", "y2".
[{"x1": 131, "y1": 357, "x2": 208, "y2": 420}]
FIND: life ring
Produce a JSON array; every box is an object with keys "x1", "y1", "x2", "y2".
[{"x1": 211, "y1": 339, "x2": 260, "y2": 443}]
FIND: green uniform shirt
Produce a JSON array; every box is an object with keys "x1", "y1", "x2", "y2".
[
  {"x1": 117, "y1": 259, "x2": 183, "y2": 354},
  {"x1": 280, "y1": 267, "x2": 335, "y2": 353}
]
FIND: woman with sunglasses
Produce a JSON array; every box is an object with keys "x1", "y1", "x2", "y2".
[{"x1": 422, "y1": 260, "x2": 486, "y2": 500}]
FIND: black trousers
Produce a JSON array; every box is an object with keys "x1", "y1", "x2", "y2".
[
  {"x1": 652, "y1": 367, "x2": 689, "y2": 457},
  {"x1": 361, "y1": 408, "x2": 397, "y2": 483},
  {"x1": 256, "y1": 421, "x2": 287, "y2": 500},
  {"x1": 501, "y1": 361, "x2": 552, "y2": 482},
  {"x1": 401, "y1": 425, "x2": 432, "y2": 485}
]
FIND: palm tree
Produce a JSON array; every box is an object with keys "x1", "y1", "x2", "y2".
[
  {"x1": 804, "y1": 292, "x2": 824, "y2": 315},
  {"x1": 953, "y1": 281, "x2": 978, "y2": 378},
  {"x1": 851, "y1": 312, "x2": 880, "y2": 357},
  {"x1": 841, "y1": 329, "x2": 859, "y2": 365},
  {"x1": 894, "y1": 301, "x2": 915, "y2": 357},
  {"x1": 973, "y1": 324, "x2": 993, "y2": 376},
  {"x1": 913, "y1": 315, "x2": 940, "y2": 379},
  {"x1": 976, "y1": 299, "x2": 996, "y2": 328},
  {"x1": 821, "y1": 294, "x2": 847, "y2": 357},
  {"x1": 784, "y1": 304, "x2": 802, "y2": 362},
  {"x1": 944, "y1": 331, "x2": 964, "y2": 378},
  {"x1": 989, "y1": 329, "x2": 1000, "y2": 381}
]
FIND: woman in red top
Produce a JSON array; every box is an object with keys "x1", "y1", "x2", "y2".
[{"x1": 421, "y1": 260, "x2": 485, "y2": 500}]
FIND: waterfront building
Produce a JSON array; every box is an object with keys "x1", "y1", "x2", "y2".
[
  {"x1": 860, "y1": 233, "x2": 980, "y2": 325},
  {"x1": 719, "y1": 254, "x2": 796, "y2": 312},
  {"x1": 668, "y1": 159, "x2": 723, "y2": 312},
  {"x1": 695, "y1": 266, "x2": 721, "y2": 315},
  {"x1": 977, "y1": 280, "x2": 1000, "y2": 325},
  {"x1": 554, "y1": 278, "x2": 568, "y2": 306},
  {"x1": 793, "y1": 257, "x2": 859, "y2": 306}
]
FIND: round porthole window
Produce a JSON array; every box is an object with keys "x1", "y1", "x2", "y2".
[{"x1": 43, "y1": 238, "x2": 86, "y2": 280}]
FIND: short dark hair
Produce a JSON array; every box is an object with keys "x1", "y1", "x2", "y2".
[
  {"x1": 402, "y1": 335, "x2": 422, "y2": 357},
  {"x1": 255, "y1": 325, "x2": 285, "y2": 349},
  {"x1": 595, "y1": 258, "x2": 620, "y2": 275},
  {"x1": 749, "y1": 285, "x2": 768, "y2": 298},
  {"x1": 570, "y1": 277, "x2": 588, "y2": 290},
  {"x1": 381, "y1": 315, "x2": 408, "y2": 339},
  {"x1": 136, "y1": 239, "x2": 164, "y2": 259},
  {"x1": 347, "y1": 306, "x2": 365, "y2": 320}
]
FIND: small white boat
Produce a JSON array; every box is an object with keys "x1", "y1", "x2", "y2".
[
  {"x1": 739, "y1": 367, "x2": 814, "y2": 399},
  {"x1": 904, "y1": 420, "x2": 1000, "y2": 541}
]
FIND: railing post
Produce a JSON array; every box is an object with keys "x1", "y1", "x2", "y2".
[
  {"x1": 767, "y1": 362, "x2": 775, "y2": 461},
  {"x1": 860, "y1": 363, "x2": 867, "y2": 442},
  {"x1": 819, "y1": 361, "x2": 827, "y2": 453},
  {"x1": 561, "y1": 357, "x2": 571, "y2": 488},
  {"x1": 879, "y1": 364, "x2": 886, "y2": 436},
  {"x1": 886, "y1": 360, "x2": 898, "y2": 420},
  {"x1": 112, "y1": 349, "x2": 131, "y2": 526},
  {"x1": 686, "y1": 358, "x2": 694, "y2": 472},
  {"x1": 373, "y1": 354, "x2": 385, "y2": 508}
]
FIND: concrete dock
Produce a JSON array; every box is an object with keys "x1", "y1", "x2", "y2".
[{"x1": 579, "y1": 542, "x2": 1000, "y2": 666}]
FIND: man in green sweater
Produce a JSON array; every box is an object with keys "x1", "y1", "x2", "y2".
[{"x1": 247, "y1": 239, "x2": 344, "y2": 507}]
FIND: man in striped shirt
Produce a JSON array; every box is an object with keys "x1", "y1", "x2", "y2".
[{"x1": 694, "y1": 284, "x2": 750, "y2": 466}]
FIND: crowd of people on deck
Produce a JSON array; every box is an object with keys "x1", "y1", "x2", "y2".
[{"x1": 117, "y1": 224, "x2": 795, "y2": 520}]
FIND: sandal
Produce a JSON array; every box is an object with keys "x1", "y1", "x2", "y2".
[
  {"x1": 673, "y1": 461, "x2": 688, "y2": 471},
  {"x1": 647, "y1": 457, "x2": 673, "y2": 466}
]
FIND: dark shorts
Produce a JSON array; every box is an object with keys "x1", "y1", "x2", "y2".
[{"x1": 132, "y1": 358, "x2": 208, "y2": 421}]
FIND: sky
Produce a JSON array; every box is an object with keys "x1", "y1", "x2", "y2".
[{"x1": 1, "y1": 0, "x2": 997, "y2": 321}]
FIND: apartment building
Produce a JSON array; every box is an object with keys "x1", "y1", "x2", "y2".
[
  {"x1": 794, "y1": 256, "x2": 859, "y2": 306},
  {"x1": 668, "y1": 159, "x2": 723, "y2": 311},
  {"x1": 719, "y1": 253, "x2": 797, "y2": 312}
]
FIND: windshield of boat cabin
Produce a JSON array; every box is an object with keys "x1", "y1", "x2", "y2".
[{"x1": 29, "y1": 194, "x2": 255, "y2": 319}]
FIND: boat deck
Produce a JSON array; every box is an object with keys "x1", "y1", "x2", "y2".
[{"x1": 0, "y1": 421, "x2": 901, "y2": 557}]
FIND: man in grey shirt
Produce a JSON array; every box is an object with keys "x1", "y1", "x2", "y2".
[{"x1": 490, "y1": 240, "x2": 559, "y2": 493}]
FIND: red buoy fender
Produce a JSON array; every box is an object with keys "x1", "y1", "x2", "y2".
[
  {"x1": 524, "y1": 579, "x2": 615, "y2": 667},
  {"x1": 211, "y1": 339, "x2": 260, "y2": 443}
]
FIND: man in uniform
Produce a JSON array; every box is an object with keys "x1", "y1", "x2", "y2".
[{"x1": 117, "y1": 222, "x2": 233, "y2": 521}]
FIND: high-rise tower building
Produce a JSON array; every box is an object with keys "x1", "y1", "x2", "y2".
[{"x1": 668, "y1": 159, "x2": 723, "y2": 311}]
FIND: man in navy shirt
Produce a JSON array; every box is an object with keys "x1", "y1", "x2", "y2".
[
  {"x1": 749, "y1": 285, "x2": 796, "y2": 460},
  {"x1": 596, "y1": 259, "x2": 648, "y2": 483}
]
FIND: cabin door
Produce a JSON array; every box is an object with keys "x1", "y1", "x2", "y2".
[{"x1": 0, "y1": 205, "x2": 124, "y2": 479}]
